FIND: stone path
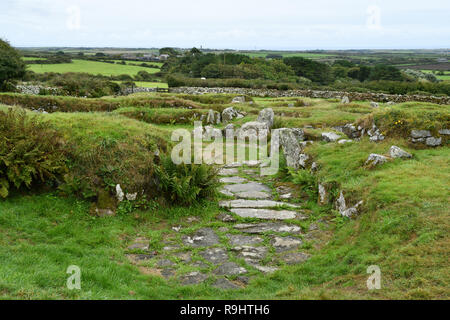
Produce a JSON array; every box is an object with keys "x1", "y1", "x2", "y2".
[{"x1": 124, "y1": 161, "x2": 328, "y2": 290}]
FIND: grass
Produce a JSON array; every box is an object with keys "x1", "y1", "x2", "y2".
[
  {"x1": 113, "y1": 81, "x2": 168, "y2": 88},
  {"x1": 27, "y1": 59, "x2": 160, "y2": 77},
  {"x1": 0, "y1": 93, "x2": 449, "y2": 299}
]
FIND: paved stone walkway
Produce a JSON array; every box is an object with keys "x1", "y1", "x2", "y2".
[{"x1": 124, "y1": 161, "x2": 328, "y2": 290}]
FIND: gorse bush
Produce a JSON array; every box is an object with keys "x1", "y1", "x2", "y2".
[
  {"x1": 0, "y1": 108, "x2": 67, "y2": 198},
  {"x1": 155, "y1": 155, "x2": 219, "y2": 206}
]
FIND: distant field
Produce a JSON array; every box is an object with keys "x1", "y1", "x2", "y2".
[
  {"x1": 239, "y1": 51, "x2": 334, "y2": 59},
  {"x1": 27, "y1": 59, "x2": 160, "y2": 76},
  {"x1": 421, "y1": 70, "x2": 450, "y2": 81},
  {"x1": 113, "y1": 81, "x2": 168, "y2": 88},
  {"x1": 22, "y1": 57, "x2": 46, "y2": 61}
]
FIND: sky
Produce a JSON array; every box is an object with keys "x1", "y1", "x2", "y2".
[{"x1": 0, "y1": 0, "x2": 449, "y2": 50}]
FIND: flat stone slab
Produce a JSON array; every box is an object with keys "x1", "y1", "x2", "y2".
[
  {"x1": 180, "y1": 272, "x2": 208, "y2": 285},
  {"x1": 199, "y1": 248, "x2": 229, "y2": 265},
  {"x1": 219, "y1": 168, "x2": 240, "y2": 176},
  {"x1": 183, "y1": 228, "x2": 220, "y2": 248},
  {"x1": 235, "y1": 191, "x2": 271, "y2": 199},
  {"x1": 220, "y1": 176, "x2": 248, "y2": 184},
  {"x1": 271, "y1": 236, "x2": 303, "y2": 252},
  {"x1": 212, "y1": 278, "x2": 241, "y2": 290},
  {"x1": 214, "y1": 262, "x2": 247, "y2": 276},
  {"x1": 223, "y1": 162, "x2": 242, "y2": 168},
  {"x1": 232, "y1": 246, "x2": 268, "y2": 262},
  {"x1": 173, "y1": 252, "x2": 192, "y2": 263},
  {"x1": 234, "y1": 222, "x2": 302, "y2": 234},
  {"x1": 230, "y1": 208, "x2": 298, "y2": 220},
  {"x1": 227, "y1": 234, "x2": 264, "y2": 246},
  {"x1": 223, "y1": 182, "x2": 271, "y2": 194},
  {"x1": 220, "y1": 199, "x2": 300, "y2": 209},
  {"x1": 252, "y1": 265, "x2": 279, "y2": 274},
  {"x1": 127, "y1": 238, "x2": 150, "y2": 251},
  {"x1": 156, "y1": 259, "x2": 176, "y2": 268},
  {"x1": 280, "y1": 252, "x2": 311, "y2": 265},
  {"x1": 220, "y1": 189, "x2": 234, "y2": 197}
]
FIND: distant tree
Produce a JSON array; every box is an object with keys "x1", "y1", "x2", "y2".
[
  {"x1": 95, "y1": 52, "x2": 106, "y2": 57},
  {"x1": 333, "y1": 60, "x2": 354, "y2": 68},
  {"x1": 77, "y1": 52, "x2": 84, "y2": 56},
  {"x1": 0, "y1": 39, "x2": 26, "y2": 89},
  {"x1": 283, "y1": 57, "x2": 333, "y2": 84},
  {"x1": 56, "y1": 51, "x2": 65, "y2": 55},
  {"x1": 189, "y1": 47, "x2": 202, "y2": 56},
  {"x1": 159, "y1": 47, "x2": 179, "y2": 56},
  {"x1": 266, "y1": 54, "x2": 283, "y2": 60},
  {"x1": 369, "y1": 65, "x2": 403, "y2": 81}
]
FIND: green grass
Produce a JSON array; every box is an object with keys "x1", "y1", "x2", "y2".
[
  {"x1": 0, "y1": 93, "x2": 449, "y2": 300},
  {"x1": 113, "y1": 81, "x2": 168, "y2": 88},
  {"x1": 27, "y1": 59, "x2": 160, "y2": 76}
]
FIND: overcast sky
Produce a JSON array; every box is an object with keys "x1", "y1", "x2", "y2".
[{"x1": 1, "y1": 0, "x2": 449, "y2": 49}]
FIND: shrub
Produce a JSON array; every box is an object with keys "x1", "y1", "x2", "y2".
[
  {"x1": 154, "y1": 155, "x2": 219, "y2": 206},
  {"x1": 0, "y1": 108, "x2": 67, "y2": 198},
  {"x1": 0, "y1": 39, "x2": 26, "y2": 89}
]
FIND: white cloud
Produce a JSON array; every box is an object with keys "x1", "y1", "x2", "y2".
[{"x1": 0, "y1": 0, "x2": 448, "y2": 48}]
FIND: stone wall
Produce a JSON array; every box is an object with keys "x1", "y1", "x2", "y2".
[
  {"x1": 121, "y1": 87, "x2": 158, "y2": 95},
  {"x1": 170, "y1": 87, "x2": 450, "y2": 105}
]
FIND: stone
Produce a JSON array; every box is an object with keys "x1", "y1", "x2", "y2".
[
  {"x1": 220, "y1": 176, "x2": 248, "y2": 184},
  {"x1": 127, "y1": 238, "x2": 150, "y2": 252},
  {"x1": 271, "y1": 236, "x2": 303, "y2": 252},
  {"x1": 232, "y1": 96, "x2": 246, "y2": 104},
  {"x1": 336, "y1": 191, "x2": 364, "y2": 218},
  {"x1": 199, "y1": 248, "x2": 229, "y2": 265},
  {"x1": 203, "y1": 126, "x2": 222, "y2": 140},
  {"x1": 173, "y1": 252, "x2": 192, "y2": 263},
  {"x1": 223, "y1": 182, "x2": 271, "y2": 195},
  {"x1": 341, "y1": 96, "x2": 350, "y2": 104},
  {"x1": 206, "y1": 109, "x2": 221, "y2": 125},
  {"x1": 365, "y1": 154, "x2": 388, "y2": 166},
  {"x1": 220, "y1": 199, "x2": 299, "y2": 209},
  {"x1": 227, "y1": 234, "x2": 264, "y2": 246},
  {"x1": 191, "y1": 260, "x2": 210, "y2": 269},
  {"x1": 220, "y1": 189, "x2": 234, "y2": 197},
  {"x1": 218, "y1": 168, "x2": 239, "y2": 176},
  {"x1": 126, "y1": 193, "x2": 137, "y2": 201},
  {"x1": 322, "y1": 132, "x2": 341, "y2": 142},
  {"x1": 180, "y1": 272, "x2": 208, "y2": 285},
  {"x1": 237, "y1": 121, "x2": 269, "y2": 141},
  {"x1": 338, "y1": 139, "x2": 353, "y2": 144},
  {"x1": 318, "y1": 183, "x2": 329, "y2": 205},
  {"x1": 213, "y1": 262, "x2": 247, "y2": 276},
  {"x1": 439, "y1": 129, "x2": 450, "y2": 135},
  {"x1": 370, "y1": 102, "x2": 379, "y2": 108},
  {"x1": 232, "y1": 246, "x2": 268, "y2": 262},
  {"x1": 95, "y1": 208, "x2": 115, "y2": 217},
  {"x1": 257, "y1": 108, "x2": 275, "y2": 128},
  {"x1": 212, "y1": 278, "x2": 240, "y2": 290},
  {"x1": 411, "y1": 130, "x2": 431, "y2": 139},
  {"x1": 156, "y1": 259, "x2": 176, "y2": 267},
  {"x1": 386, "y1": 101, "x2": 396, "y2": 106},
  {"x1": 217, "y1": 213, "x2": 236, "y2": 223},
  {"x1": 161, "y1": 269, "x2": 176, "y2": 279},
  {"x1": 252, "y1": 265, "x2": 279, "y2": 273},
  {"x1": 222, "y1": 107, "x2": 243, "y2": 122},
  {"x1": 116, "y1": 184, "x2": 124, "y2": 202},
  {"x1": 224, "y1": 162, "x2": 242, "y2": 168},
  {"x1": 234, "y1": 222, "x2": 302, "y2": 234},
  {"x1": 280, "y1": 252, "x2": 311, "y2": 265},
  {"x1": 426, "y1": 137, "x2": 442, "y2": 147},
  {"x1": 183, "y1": 228, "x2": 220, "y2": 248},
  {"x1": 229, "y1": 208, "x2": 298, "y2": 220},
  {"x1": 235, "y1": 191, "x2": 271, "y2": 199},
  {"x1": 271, "y1": 128, "x2": 306, "y2": 169},
  {"x1": 390, "y1": 146, "x2": 412, "y2": 159},
  {"x1": 243, "y1": 160, "x2": 261, "y2": 167}
]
